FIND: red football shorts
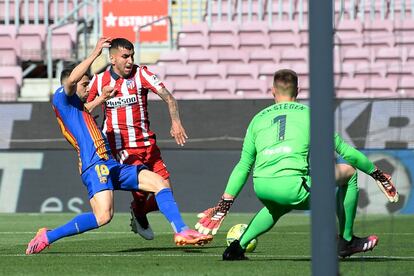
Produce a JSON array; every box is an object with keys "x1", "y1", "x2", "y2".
[{"x1": 114, "y1": 144, "x2": 170, "y2": 180}]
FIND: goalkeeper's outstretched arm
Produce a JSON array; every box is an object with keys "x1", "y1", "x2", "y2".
[{"x1": 334, "y1": 133, "x2": 399, "y2": 202}]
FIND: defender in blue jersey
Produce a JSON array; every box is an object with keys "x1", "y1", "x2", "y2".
[{"x1": 26, "y1": 38, "x2": 213, "y2": 255}]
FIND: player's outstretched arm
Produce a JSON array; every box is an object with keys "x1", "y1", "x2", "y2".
[
  {"x1": 64, "y1": 37, "x2": 112, "y2": 96},
  {"x1": 195, "y1": 194, "x2": 234, "y2": 235},
  {"x1": 334, "y1": 133, "x2": 399, "y2": 202},
  {"x1": 370, "y1": 167, "x2": 399, "y2": 203}
]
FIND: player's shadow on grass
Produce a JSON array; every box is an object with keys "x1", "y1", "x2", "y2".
[
  {"x1": 340, "y1": 256, "x2": 413, "y2": 262},
  {"x1": 119, "y1": 245, "x2": 223, "y2": 253}
]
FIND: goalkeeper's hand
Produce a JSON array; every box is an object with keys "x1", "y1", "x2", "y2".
[
  {"x1": 370, "y1": 168, "x2": 399, "y2": 203},
  {"x1": 195, "y1": 197, "x2": 234, "y2": 235}
]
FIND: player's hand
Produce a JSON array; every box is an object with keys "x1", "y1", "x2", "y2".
[
  {"x1": 370, "y1": 168, "x2": 399, "y2": 203},
  {"x1": 93, "y1": 37, "x2": 112, "y2": 56},
  {"x1": 195, "y1": 197, "x2": 234, "y2": 235},
  {"x1": 170, "y1": 121, "x2": 188, "y2": 146},
  {"x1": 101, "y1": 86, "x2": 117, "y2": 101}
]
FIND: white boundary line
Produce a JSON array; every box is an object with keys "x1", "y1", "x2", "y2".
[
  {"x1": 1, "y1": 231, "x2": 413, "y2": 235},
  {"x1": 1, "y1": 253, "x2": 414, "y2": 260}
]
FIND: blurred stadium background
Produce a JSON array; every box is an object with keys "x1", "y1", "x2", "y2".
[{"x1": 0, "y1": 0, "x2": 413, "y2": 218}]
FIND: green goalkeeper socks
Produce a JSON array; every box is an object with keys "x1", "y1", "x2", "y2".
[{"x1": 337, "y1": 171, "x2": 359, "y2": 242}]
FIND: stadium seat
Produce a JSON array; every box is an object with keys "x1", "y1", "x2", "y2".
[
  {"x1": 209, "y1": 34, "x2": 239, "y2": 50},
  {"x1": 334, "y1": 33, "x2": 363, "y2": 48},
  {"x1": 208, "y1": 21, "x2": 238, "y2": 40},
  {"x1": 187, "y1": 49, "x2": 218, "y2": 64},
  {"x1": 268, "y1": 21, "x2": 299, "y2": 35},
  {"x1": 362, "y1": 34, "x2": 394, "y2": 49},
  {"x1": 386, "y1": 63, "x2": 413, "y2": 77},
  {"x1": 258, "y1": 63, "x2": 278, "y2": 82},
  {"x1": 334, "y1": 77, "x2": 365, "y2": 94},
  {"x1": 393, "y1": 19, "x2": 414, "y2": 34},
  {"x1": 226, "y1": 63, "x2": 258, "y2": 80},
  {"x1": 407, "y1": 48, "x2": 414, "y2": 62},
  {"x1": 235, "y1": 79, "x2": 269, "y2": 98},
  {"x1": 195, "y1": 64, "x2": 226, "y2": 80},
  {"x1": 269, "y1": 33, "x2": 301, "y2": 49},
  {"x1": 343, "y1": 48, "x2": 372, "y2": 64},
  {"x1": 217, "y1": 49, "x2": 248, "y2": 64},
  {"x1": 397, "y1": 76, "x2": 414, "y2": 95},
  {"x1": 395, "y1": 35, "x2": 414, "y2": 47},
  {"x1": 178, "y1": 35, "x2": 208, "y2": 51},
  {"x1": 0, "y1": 25, "x2": 17, "y2": 41},
  {"x1": 264, "y1": 0, "x2": 296, "y2": 21},
  {"x1": 238, "y1": 21, "x2": 268, "y2": 36},
  {"x1": 16, "y1": 25, "x2": 46, "y2": 61},
  {"x1": 163, "y1": 64, "x2": 196, "y2": 81},
  {"x1": 239, "y1": 32, "x2": 269, "y2": 50},
  {"x1": 179, "y1": 22, "x2": 208, "y2": 37},
  {"x1": 0, "y1": 38, "x2": 19, "y2": 66},
  {"x1": 204, "y1": 79, "x2": 236, "y2": 97},
  {"x1": 51, "y1": 23, "x2": 77, "y2": 60},
  {"x1": 248, "y1": 49, "x2": 279, "y2": 64},
  {"x1": 334, "y1": 62, "x2": 354, "y2": 78},
  {"x1": 374, "y1": 48, "x2": 407, "y2": 63},
  {"x1": 0, "y1": 66, "x2": 22, "y2": 101},
  {"x1": 279, "y1": 48, "x2": 308, "y2": 64},
  {"x1": 172, "y1": 80, "x2": 209, "y2": 99},
  {"x1": 335, "y1": 19, "x2": 362, "y2": 34},
  {"x1": 353, "y1": 62, "x2": 385, "y2": 78},
  {"x1": 364, "y1": 77, "x2": 398, "y2": 93},
  {"x1": 157, "y1": 50, "x2": 188, "y2": 65},
  {"x1": 362, "y1": 19, "x2": 393, "y2": 35}
]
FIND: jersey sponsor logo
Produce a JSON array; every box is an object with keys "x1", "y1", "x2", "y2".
[
  {"x1": 263, "y1": 146, "x2": 292, "y2": 155},
  {"x1": 106, "y1": 94, "x2": 138, "y2": 108}
]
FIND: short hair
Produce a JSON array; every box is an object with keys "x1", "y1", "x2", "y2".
[
  {"x1": 109, "y1": 38, "x2": 134, "y2": 53},
  {"x1": 60, "y1": 68, "x2": 73, "y2": 85},
  {"x1": 60, "y1": 66, "x2": 91, "y2": 85},
  {"x1": 273, "y1": 69, "x2": 298, "y2": 96}
]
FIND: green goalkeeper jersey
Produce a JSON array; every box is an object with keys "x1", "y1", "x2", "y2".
[{"x1": 224, "y1": 102, "x2": 376, "y2": 197}]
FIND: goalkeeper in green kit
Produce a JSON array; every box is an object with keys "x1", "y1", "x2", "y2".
[{"x1": 195, "y1": 69, "x2": 399, "y2": 260}]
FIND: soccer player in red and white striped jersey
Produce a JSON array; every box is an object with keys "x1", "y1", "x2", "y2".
[{"x1": 87, "y1": 38, "x2": 188, "y2": 240}]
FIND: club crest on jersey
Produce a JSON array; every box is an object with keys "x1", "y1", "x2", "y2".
[
  {"x1": 126, "y1": 79, "x2": 136, "y2": 89},
  {"x1": 99, "y1": 176, "x2": 108, "y2": 184}
]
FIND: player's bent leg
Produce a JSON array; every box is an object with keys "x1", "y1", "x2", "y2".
[
  {"x1": 90, "y1": 190, "x2": 114, "y2": 226},
  {"x1": 335, "y1": 164, "x2": 356, "y2": 187},
  {"x1": 138, "y1": 170, "x2": 213, "y2": 246},
  {"x1": 130, "y1": 191, "x2": 155, "y2": 240}
]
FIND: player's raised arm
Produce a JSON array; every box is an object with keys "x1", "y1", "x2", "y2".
[{"x1": 64, "y1": 37, "x2": 112, "y2": 96}]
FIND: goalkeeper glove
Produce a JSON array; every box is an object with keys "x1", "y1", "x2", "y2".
[
  {"x1": 195, "y1": 197, "x2": 234, "y2": 235},
  {"x1": 370, "y1": 168, "x2": 399, "y2": 203}
]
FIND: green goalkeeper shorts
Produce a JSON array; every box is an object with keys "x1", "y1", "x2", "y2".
[{"x1": 253, "y1": 175, "x2": 311, "y2": 210}]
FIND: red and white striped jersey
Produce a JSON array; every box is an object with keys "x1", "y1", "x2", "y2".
[{"x1": 87, "y1": 65, "x2": 165, "y2": 150}]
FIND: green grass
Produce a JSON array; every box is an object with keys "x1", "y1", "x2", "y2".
[{"x1": 0, "y1": 213, "x2": 413, "y2": 275}]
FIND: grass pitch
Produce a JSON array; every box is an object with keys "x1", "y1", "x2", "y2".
[{"x1": 1, "y1": 213, "x2": 413, "y2": 275}]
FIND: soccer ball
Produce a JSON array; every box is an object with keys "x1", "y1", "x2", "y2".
[{"x1": 226, "y1": 223, "x2": 258, "y2": 253}]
